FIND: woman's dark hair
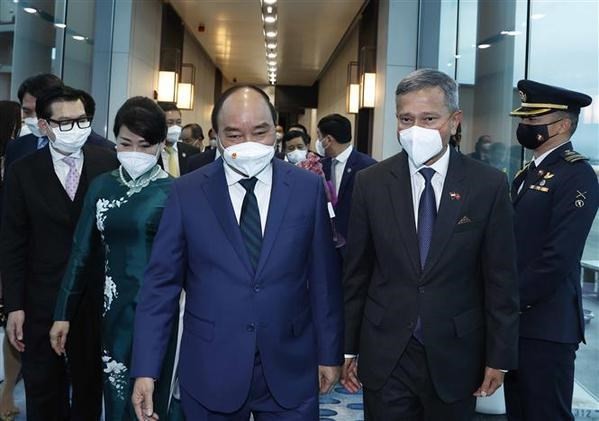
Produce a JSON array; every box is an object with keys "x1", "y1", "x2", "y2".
[
  {"x1": 113, "y1": 97, "x2": 167, "y2": 145},
  {"x1": 211, "y1": 85, "x2": 277, "y2": 132},
  {"x1": 282, "y1": 130, "x2": 310, "y2": 150},
  {"x1": 0, "y1": 100, "x2": 21, "y2": 156}
]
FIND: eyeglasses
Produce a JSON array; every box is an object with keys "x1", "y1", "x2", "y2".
[{"x1": 47, "y1": 117, "x2": 92, "y2": 132}]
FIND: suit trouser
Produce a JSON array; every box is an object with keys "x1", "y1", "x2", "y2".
[
  {"x1": 363, "y1": 337, "x2": 476, "y2": 421},
  {"x1": 180, "y1": 352, "x2": 318, "y2": 420},
  {"x1": 504, "y1": 337, "x2": 578, "y2": 421}
]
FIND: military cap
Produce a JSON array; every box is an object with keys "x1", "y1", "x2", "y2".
[{"x1": 510, "y1": 80, "x2": 592, "y2": 117}]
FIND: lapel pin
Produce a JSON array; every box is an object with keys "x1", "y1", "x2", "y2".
[
  {"x1": 449, "y1": 192, "x2": 461, "y2": 201},
  {"x1": 347, "y1": 168, "x2": 352, "y2": 174},
  {"x1": 537, "y1": 169, "x2": 545, "y2": 177}
]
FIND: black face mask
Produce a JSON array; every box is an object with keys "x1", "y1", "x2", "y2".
[{"x1": 516, "y1": 119, "x2": 562, "y2": 150}]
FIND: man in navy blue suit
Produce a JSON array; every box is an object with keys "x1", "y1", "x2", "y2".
[
  {"x1": 131, "y1": 86, "x2": 344, "y2": 420},
  {"x1": 4, "y1": 75, "x2": 113, "y2": 171},
  {"x1": 319, "y1": 114, "x2": 376, "y2": 247}
]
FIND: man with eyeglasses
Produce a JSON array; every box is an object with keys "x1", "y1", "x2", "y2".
[
  {"x1": 0, "y1": 86, "x2": 118, "y2": 420},
  {"x1": 4, "y1": 74, "x2": 113, "y2": 173}
]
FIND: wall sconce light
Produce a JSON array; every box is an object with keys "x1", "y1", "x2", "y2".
[
  {"x1": 157, "y1": 71, "x2": 178, "y2": 102},
  {"x1": 176, "y1": 63, "x2": 195, "y2": 110},
  {"x1": 358, "y1": 46, "x2": 376, "y2": 109},
  {"x1": 346, "y1": 61, "x2": 359, "y2": 114}
]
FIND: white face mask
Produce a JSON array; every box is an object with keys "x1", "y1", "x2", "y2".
[
  {"x1": 166, "y1": 125, "x2": 182, "y2": 144},
  {"x1": 117, "y1": 149, "x2": 159, "y2": 180},
  {"x1": 221, "y1": 139, "x2": 275, "y2": 178},
  {"x1": 51, "y1": 126, "x2": 91, "y2": 154},
  {"x1": 315, "y1": 138, "x2": 326, "y2": 156},
  {"x1": 398, "y1": 126, "x2": 444, "y2": 167},
  {"x1": 287, "y1": 149, "x2": 307, "y2": 164},
  {"x1": 23, "y1": 116, "x2": 42, "y2": 138}
]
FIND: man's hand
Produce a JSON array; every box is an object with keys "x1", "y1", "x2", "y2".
[
  {"x1": 319, "y1": 365, "x2": 341, "y2": 394},
  {"x1": 340, "y1": 357, "x2": 361, "y2": 393},
  {"x1": 473, "y1": 367, "x2": 505, "y2": 397},
  {"x1": 132, "y1": 377, "x2": 159, "y2": 421},
  {"x1": 49, "y1": 321, "x2": 70, "y2": 356},
  {"x1": 6, "y1": 310, "x2": 25, "y2": 352}
]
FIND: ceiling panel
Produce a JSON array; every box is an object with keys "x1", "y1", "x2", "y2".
[{"x1": 169, "y1": 0, "x2": 366, "y2": 86}]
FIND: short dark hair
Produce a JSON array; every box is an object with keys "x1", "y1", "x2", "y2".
[
  {"x1": 35, "y1": 86, "x2": 87, "y2": 120},
  {"x1": 79, "y1": 90, "x2": 96, "y2": 118},
  {"x1": 158, "y1": 102, "x2": 181, "y2": 114},
  {"x1": 288, "y1": 123, "x2": 308, "y2": 134},
  {"x1": 113, "y1": 97, "x2": 167, "y2": 145},
  {"x1": 0, "y1": 101, "x2": 22, "y2": 154},
  {"x1": 282, "y1": 130, "x2": 310, "y2": 149},
  {"x1": 211, "y1": 85, "x2": 277, "y2": 132},
  {"x1": 317, "y1": 113, "x2": 352, "y2": 144},
  {"x1": 17, "y1": 73, "x2": 63, "y2": 103},
  {"x1": 182, "y1": 123, "x2": 204, "y2": 140}
]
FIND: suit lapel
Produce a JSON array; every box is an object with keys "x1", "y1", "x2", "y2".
[
  {"x1": 178, "y1": 148, "x2": 188, "y2": 174},
  {"x1": 388, "y1": 152, "x2": 421, "y2": 275},
  {"x1": 421, "y1": 148, "x2": 466, "y2": 279},
  {"x1": 34, "y1": 147, "x2": 71, "y2": 222},
  {"x1": 255, "y1": 160, "x2": 292, "y2": 278},
  {"x1": 321, "y1": 157, "x2": 332, "y2": 180},
  {"x1": 337, "y1": 149, "x2": 356, "y2": 203},
  {"x1": 202, "y1": 161, "x2": 254, "y2": 276}
]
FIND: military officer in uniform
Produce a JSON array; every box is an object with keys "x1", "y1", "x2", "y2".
[{"x1": 504, "y1": 80, "x2": 599, "y2": 421}]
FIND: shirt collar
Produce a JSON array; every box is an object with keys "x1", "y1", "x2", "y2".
[
  {"x1": 165, "y1": 141, "x2": 179, "y2": 153},
  {"x1": 408, "y1": 145, "x2": 451, "y2": 178},
  {"x1": 533, "y1": 141, "x2": 569, "y2": 167},
  {"x1": 49, "y1": 142, "x2": 83, "y2": 163},
  {"x1": 223, "y1": 160, "x2": 273, "y2": 188},
  {"x1": 334, "y1": 144, "x2": 353, "y2": 163}
]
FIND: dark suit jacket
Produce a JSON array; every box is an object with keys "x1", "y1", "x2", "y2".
[
  {"x1": 0, "y1": 144, "x2": 118, "y2": 353},
  {"x1": 322, "y1": 148, "x2": 376, "y2": 241},
  {"x1": 4, "y1": 131, "x2": 114, "y2": 171},
  {"x1": 131, "y1": 159, "x2": 344, "y2": 413},
  {"x1": 188, "y1": 148, "x2": 217, "y2": 172},
  {"x1": 511, "y1": 142, "x2": 599, "y2": 344},
  {"x1": 158, "y1": 142, "x2": 202, "y2": 175},
  {"x1": 344, "y1": 149, "x2": 519, "y2": 402}
]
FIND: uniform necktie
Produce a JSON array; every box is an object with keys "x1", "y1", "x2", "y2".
[
  {"x1": 415, "y1": 167, "x2": 436, "y2": 343},
  {"x1": 239, "y1": 177, "x2": 262, "y2": 271},
  {"x1": 165, "y1": 145, "x2": 180, "y2": 177},
  {"x1": 63, "y1": 156, "x2": 80, "y2": 201}
]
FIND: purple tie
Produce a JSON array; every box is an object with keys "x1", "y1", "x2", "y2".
[{"x1": 63, "y1": 157, "x2": 80, "y2": 201}]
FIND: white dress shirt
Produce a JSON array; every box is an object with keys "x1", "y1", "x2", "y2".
[
  {"x1": 49, "y1": 144, "x2": 84, "y2": 192},
  {"x1": 223, "y1": 162, "x2": 273, "y2": 235},
  {"x1": 408, "y1": 146, "x2": 450, "y2": 230},
  {"x1": 332, "y1": 145, "x2": 353, "y2": 195}
]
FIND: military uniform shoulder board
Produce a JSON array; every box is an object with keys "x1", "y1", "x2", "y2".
[{"x1": 561, "y1": 150, "x2": 588, "y2": 164}]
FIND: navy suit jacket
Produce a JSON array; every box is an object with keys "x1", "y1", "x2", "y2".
[
  {"x1": 322, "y1": 148, "x2": 376, "y2": 241},
  {"x1": 131, "y1": 158, "x2": 344, "y2": 412},
  {"x1": 4, "y1": 131, "x2": 114, "y2": 171}
]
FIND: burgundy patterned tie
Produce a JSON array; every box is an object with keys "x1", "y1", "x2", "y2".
[{"x1": 63, "y1": 156, "x2": 80, "y2": 201}]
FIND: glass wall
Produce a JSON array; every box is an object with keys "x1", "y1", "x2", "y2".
[{"x1": 434, "y1": 0, "x2": 599, "y2": 415}]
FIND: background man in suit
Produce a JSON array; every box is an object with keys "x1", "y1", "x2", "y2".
[
  {"x1": 4, "y1": 75, "x2": 113, "y2": 171},
  {"x1": 318, "y1": 114, "x2": 376, "y2": 247},
  {"x1": 505, "y1": 80, "x2": 599, "y2": 421},
  {"x1": 131, "y1": 85, "x2": 344, "y2": 420},
  {"x1": 0, "y1": 86, "x2": 118, "y2": 420},
  {"x1": 341, "y1": 69, "x2": 519, "y2": 420},
  {"x1": 188, "y1": 146, "x2": 218, "y2": 171},
  {"x1": 180, "y1": 123, "x2": 205, "y2": 150},
  {"x1": 157, "y1": 102, "x2": 201, "y2": 176}
]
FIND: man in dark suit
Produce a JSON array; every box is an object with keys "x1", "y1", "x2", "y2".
[
  {"x1": 341, "y1": 69, "x2": 519, "y2": 420},
  {"x1": 0, "y1": 86, "x2": 118, "y2": 420},
  {"x1": 319, "y1": 114, "x2": 376, "y2": 245},
  {"x1": 188, "y1": 147, "x2": 218, "y2": 171},
  {"x1": 131, "y1": 85, "x2": 344, "y2": 420},
  {"x1": 505, "y1": 80, "x2": 599, "y2": 421},
  {"x1": 156, "y1": 102, "x2": 201, "y2": 176},
  {"x1": 4, "y1": 76, "x2": 113, "y2": 171}
]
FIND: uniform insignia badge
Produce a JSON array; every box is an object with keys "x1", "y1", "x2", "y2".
[
  {"x1": 575, "y1": 191, "x2": 587, "y2": 208},
  {"x1": 543, "y1": 172, "x2": 554, "y2": 179},
  {"x1": 539, "y1": 180, "x2": 546, "y2": 187},
  {"x1": 519, "y1": 90, "x2": 527, "y2": 102}
]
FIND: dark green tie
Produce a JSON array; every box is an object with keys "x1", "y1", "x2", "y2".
[{"x1": 239, "y1": 177, "x2": 262, "y2": 271}]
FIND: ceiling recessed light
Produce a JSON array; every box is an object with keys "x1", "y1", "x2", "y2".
[
  {"x1": 531, "y1": 13, "x2": 545, "y2": 20},
  {"x1": 264, "y1": 0, "x2": 277, "y2": 4},
  {"x1": 24, "y1": 7, "x2": 37, "y2": 13},
  {"x1": 265, "y1": 30, "x2": 277, "y2": 38},
  {"x1": 477, "y1": 43, "x2": 491, "y2": 49},
  {"x1": 264, "y1": 15, "x2": 277, "y2": 24},
  {"x1": 501, "y1": 30, "x2": 521, "y2": 36},
  {"x1": 267, "y1": 52, "x2": 277, "y2": 58},
  {"x1": 266, "y1": 42, "x2": 277, "y2": 49},
  {"x1": 72, "y1": 35, "x2": 86, "y2": 41},
  {"x1": 54, "y1": 23, "x2": 67, "y2": 28},
  {"x1": 266, "y1": 6, "x2": 273, "y2": 13},
  {"x1": 267, "y1": 60, "x2": 277, "y2": 66}
]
